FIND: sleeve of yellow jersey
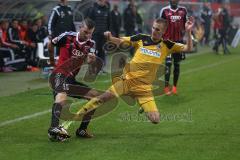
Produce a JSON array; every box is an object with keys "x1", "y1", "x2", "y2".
[
  {"x1": 121, "y1": 36, "x2": 139, "y2": 48},
  {"x1": 121, "y1": 34, "x2": 144, "y2": 48},
  {"x1": 121, "y1": 36, "x2": 131, "y2": 42},
  {"x1": 170, "y1": 42, "x2": 185, "y2": 54}
]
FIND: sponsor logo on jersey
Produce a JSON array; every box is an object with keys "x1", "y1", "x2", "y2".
[
  {"x1": 72, "y1": 49, "x2": 84, "y2": 57},
  {"x1": 140, "y1": 48, "x2": 161, "y2": 58},
  {"x1": 170, "y1": 15, "x2": 181, "y2": 22}
]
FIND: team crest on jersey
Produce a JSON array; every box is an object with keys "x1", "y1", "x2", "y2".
[
  {"x1": 170, "y1": 16, "x2": 181, "y2": 22},
  {"x1": 140, "y1": 48, "x2": 161, "y2": 58}
]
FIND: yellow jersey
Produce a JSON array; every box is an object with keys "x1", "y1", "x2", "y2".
[{"x1": 121, "y1": 34, "x2": 185, "y2": 84}]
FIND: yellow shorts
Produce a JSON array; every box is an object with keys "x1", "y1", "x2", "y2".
[{"x1": 109, "y1": 77, "x2": 158, "y2": 112}]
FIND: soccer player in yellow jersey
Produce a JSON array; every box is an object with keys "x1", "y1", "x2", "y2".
[{"x1": 76, "y1": 17, "x2": 194, "y2": 124}]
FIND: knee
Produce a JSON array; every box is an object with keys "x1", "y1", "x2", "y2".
[
  {"x1": 146, "y1": 112, "x2": 160, "y2": 124},
  {"x1": 55, "y1": 93, "x2": 67, "y2": 104},
  {"x1": 87, "y1": 90, "x2": 101, "y2": 98}
]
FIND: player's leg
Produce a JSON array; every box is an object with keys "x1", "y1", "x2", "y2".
[
  {"x1": 137, "y1": 91, "x2": 160, "y2": 124},
  {"x1": 213, "y1": 36, "x2": 219, "y2": 54},
  {"x1": 75, "y1": 88, "x2": 99, "y2": 138},
  {"x1": 164, "y1": 56, "x2": 172, "y2": 95},
  {"x1": 76, "y1": 91, "x2": 116, "y2": 116},
  {"x1": 172, "y1": 53, "x2": 181, "y2": 95},
  {"x1": 77, "y1": 77, "x2": 127, "y2": 116},
  {"x1": 48, "y1": 73, "x2": 70, "y2": 141},
  {"x1": 216, "y1": 31, "x2": 222, "y2": 54},
  {"x1": 76, "y1": 109, "x2": 96, "y2": 138},
  {"x1": 140, "y1": 100, "x2": 160, "y2": 124},
  {"x1": 51, "y1": 92, "x2": 67, "y2": 127},
  {"x1": 66, "y1": 80, "x2": 101, "y2": 138},
  {"x1": 48, "y1": 92, "x2": 71, "y2": 141}
]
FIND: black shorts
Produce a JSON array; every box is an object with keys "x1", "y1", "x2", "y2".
[
  {"x1": 49, "y1": 73, "x2": 92, "y2": 99},
  {"x1": 166, "y1": 40, "x2": 185, "y2": 64},
  {"x1": 166, "y1": 52, "x2": 186, "y2": 64}
]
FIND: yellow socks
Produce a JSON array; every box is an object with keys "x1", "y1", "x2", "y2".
[{"x1": 77, "y1": 98, "x2": 103, "y2": 115}]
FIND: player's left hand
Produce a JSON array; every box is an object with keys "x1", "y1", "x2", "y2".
[{"x1": 185, "y1": 16, "x2": 194, "y2": 32}]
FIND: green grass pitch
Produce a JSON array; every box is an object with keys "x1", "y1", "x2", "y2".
[{"x1": 0, "y1": 46, "x2": 240, "y2": 160}]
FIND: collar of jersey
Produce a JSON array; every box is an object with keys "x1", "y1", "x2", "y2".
[
  {"x1": 150, "y1": 37, "x2": 162, "y2": 45},
  {"x1": 168, "y1": 5, "x2": 179, "y2": 12},
  {"x1": 76, "y1": 32, "x2": 88, "y2": 45}
]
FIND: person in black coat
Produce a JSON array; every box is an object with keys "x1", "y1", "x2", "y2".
[
  {"x1": 110, "y1": 5, "x2": 122, "y2": 38},
  {"x1": 47, "y1": 0, "x2": 76, "y2": 58},
  {"x1": 85, "y1": 0, "x2": 111, "y2": 73}
]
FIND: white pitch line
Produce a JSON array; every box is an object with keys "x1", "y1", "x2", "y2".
[
  {"x1": 0, "y1": 109, "x2": 51, "y2": 127},
  {"x1": 0, "y1": 55, "x2": 239, "y2": 128}
]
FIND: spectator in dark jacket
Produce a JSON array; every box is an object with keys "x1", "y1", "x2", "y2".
[
  {"x1": 48, "y1": 0, "x2": 75, "y2": 39},
  {"x1": 201, "y1": 4, "x2": 212, "y2": 45},
  {"x1": 8, "y1": 19, "x2": 34, "y2": 62},
  {"x1": 27, "y1": 23, "x2": 39, "y2": 66},
  {"x1": 85, "y1": 0, "x2": 111, "y2": 73},
  {"x1": 48, "y1": 0, "x2": 76, "y2": 62},
  {"x1": 110, "y1": 5, "x2": 122, "y2": 38},
  {"x1": 35, "y1": 18, "x2": 48, "y2": 42},
  {"x1": 0, "y1": 20, "x2": 17, "y2": 72},
  {"x1": 123, "y1": 1, "x2": 142, "y2": 36}
]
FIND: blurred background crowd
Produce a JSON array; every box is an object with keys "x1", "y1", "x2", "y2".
[{"x1": 0, "y1": 0, "x2": 239, "y2": 73}]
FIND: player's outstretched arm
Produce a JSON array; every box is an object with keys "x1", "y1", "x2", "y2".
[
  {"x1": 104, "y1": 31, "x2": 123, "y2": 45},
  {"x1": 182, "y1": 17, "x2": 194, "y2": 52}
]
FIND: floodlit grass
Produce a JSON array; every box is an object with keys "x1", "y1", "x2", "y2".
[{"x1": 0, "y1": 46, "x2": 240, "y2": 160}]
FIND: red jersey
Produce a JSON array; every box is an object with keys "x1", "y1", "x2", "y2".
[
  {"x1": 19, "y1": 25, "x2": 28, "y2": 41},
  {"x1": 52, "y1": 32, "x2": 96, "y2": 77},
  {"x1": 213, "y1": 16, "x2": 221, "y2": 30},
  {"x1": 160, "y1": 5, "x2": 187, "y2": 42},
  {"x1": 0, "y1": 27, "x2": 13, "y2": 48}
]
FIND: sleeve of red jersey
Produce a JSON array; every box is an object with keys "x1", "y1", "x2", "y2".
[
  {"x1": 51, "y1": 33, "x2": 68, "y2": 47},
  {"x1": 159, "y1": 8, "x2": 166, "y2": 19}
]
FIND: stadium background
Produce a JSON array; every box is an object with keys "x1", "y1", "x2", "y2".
[
  {"x1": 0, "y1": 0, "x2": 240, "y2": 160},
  {"x1": 0, "y1": 0, "x2": 240, "y2": 32}
]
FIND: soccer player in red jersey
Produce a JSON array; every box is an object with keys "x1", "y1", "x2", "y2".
[
  {"x1": 47, "y1": 18, "x2": 102, "y2": 141},
  {"x1": 160, "y1": 0, "x2": 188, "y2": 95}
]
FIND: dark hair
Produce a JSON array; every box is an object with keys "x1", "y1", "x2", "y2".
[
  {"x1": 82, "y1": 18, "x2": 95, "y2": 29},
  {"x1": 154, "y1": 17, "x2": 167, "y2": 25}
]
